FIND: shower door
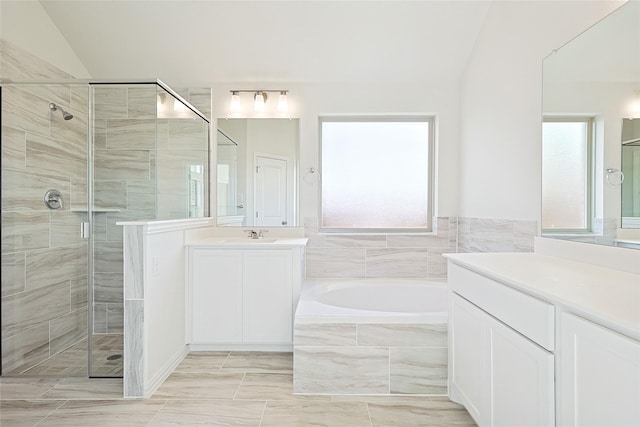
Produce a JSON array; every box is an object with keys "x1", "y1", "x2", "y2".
[{"x1": 1, "y1": 83, "x2": 91, "y2": 376}]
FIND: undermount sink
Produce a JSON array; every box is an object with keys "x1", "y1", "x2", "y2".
[{"x1": 220, "y1": 238, "x2": 279, "y2": 244}]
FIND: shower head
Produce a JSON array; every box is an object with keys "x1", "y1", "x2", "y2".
[{"x1": 49, "y1": 102, "x2": 73, "y2": 120}]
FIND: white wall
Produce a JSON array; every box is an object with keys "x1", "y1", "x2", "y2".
[
  {"x1": 0, "y1": 0, "x2": 91, "y2": 78},
  {"x1": 458, "y1": 0, "x2": 625, "y2": 221},
  {"x1": 212, "y1": 79, "x2": 462, "y2": 227}
]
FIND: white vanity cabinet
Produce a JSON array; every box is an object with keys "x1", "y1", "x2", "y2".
[
  {"x1": 449, "y1": 264, "x2": 555, "y2": 427},
  {"x1": 188, "y1": 244, "x2": 304, "y2": 348},
  {"x1": 560, "y1": 313, "x2": 640, "y2": 426}
]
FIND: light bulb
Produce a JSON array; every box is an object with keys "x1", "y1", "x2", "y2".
[
  {"x1": 277, "y1": 91, "x2": 288, "y2": 112},
  {"x1": 230, "y1": 91, "x2": 241, "y2": 112},
  {"x1": 254, "y1": 92, "x2": 266, "y2": 112}
]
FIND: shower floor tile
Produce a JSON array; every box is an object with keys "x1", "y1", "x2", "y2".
[{"x1": 0, "y1": 351, "x2": 478, "y2": 426}]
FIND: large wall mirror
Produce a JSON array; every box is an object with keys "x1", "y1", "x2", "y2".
[
  {"x1": 216, "y1": 118, "x2": 299, "y2": 227},
  {"x1": 542, "y1": 0, "x2": 640, "y2": 249}
]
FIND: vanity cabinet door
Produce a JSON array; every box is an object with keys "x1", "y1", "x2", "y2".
[
  {"x1": 450, "y1": 293, "x2": 489, "y2": 427},
  {"x1": 560, "y1": 313, "x2": 640, "y2": 427},
  {"x1": 190, "y1": 249, "x2": 243, "y2": 343},
  {"x1": 243, "y1": 249, "x2": 293, "y2": 344},
  {"x1": 488, "y1": 314, "x2": 554, "y2": 427}
]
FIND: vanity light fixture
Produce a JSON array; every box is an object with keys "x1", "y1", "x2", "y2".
[
  {"x1": 228, "y1": 90, "x2": 289, "y2": 114},
  {"x1": 254, "y1": 91, "x2": 266, "y2": 112}
]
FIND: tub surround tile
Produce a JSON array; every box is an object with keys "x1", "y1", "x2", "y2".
[
  {"x1": 390, "y1": 347, "x2": 448, "y2": 394},
  {"x1": 324, "y1": 235, "x2": 387, "y2": 248},
  {"x1": 427, "y1": 247, "x2": 452, "y2": 278},
  {"x1": 385, "y1": 234, "x2": 450, "y2": 248},
  {"x1": 366, "y1": 248, "x2": 428, "y2": 278},
  {"x1": 294, "y1": 346, "x2": 389, "y2": 394},
  {"x1": 305, "y1": 248, "x2": 366, "y2": 278},
  {"x1": 294, "y1": 323, "x2": 357, "y2": 346},
  {"x1": 358, "y1": 324, "x2": 447, "y2": 347},
  {"x1": 514, "y1": 220, "x2": 537, "y2": 252}
]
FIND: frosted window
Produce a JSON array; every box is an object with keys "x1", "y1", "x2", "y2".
[
  {"x1": 542, "y1": 120, "x2": 591, "y2": 231},
  {"x1": 321, "y1": 119, "x2": 432, "y2": 230}
]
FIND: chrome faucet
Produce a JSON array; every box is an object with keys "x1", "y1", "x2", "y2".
[
  {"x1": 258, "y1": 229, "x2": 268, "y2": 239},
  {"x1": 244, "y1": 229, "x2": 258, "y2": 239}
]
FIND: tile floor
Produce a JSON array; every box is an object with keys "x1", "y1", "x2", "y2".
[{"x1": 0, "y1": 351, "x2": 477, "y2": 426}]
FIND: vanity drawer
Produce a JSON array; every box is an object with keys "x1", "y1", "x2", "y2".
[{"x1": 449, "y1": 264, "x2": 555, "y2": 351}]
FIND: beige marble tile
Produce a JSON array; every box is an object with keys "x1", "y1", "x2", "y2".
[
  {"x1": 305, "y1": 248, "x2": 366, "y2": 278},
  {"x1": 93, "y1": 87, "x2": 128, "y2": 119},
  {"x1": 187, "y1": 88, "x2": 212, "y2": 119},
  {"x1": 94, "y1": 180, "x2": 127, "y2": 210},
  {"x1": 50, "y1": 211, "x2": 88, "y2": 247},
  {"x1": 151, "y1": 372, "x2": 244, "y2": 399},
  {"x1": 106, "y1": 303, "x2": 124, "y2": 333},
  {"x1": 358, "y1": 324, "x2": 447, "y2": 347},
  {"x1": 127, "y1": 86, "x2": 156, "y2": 119},
  {"x1": 1, "y1": 125, "x2": 26, "y2": 171},
  {"x1": 150, "y1": 399, "x2": 265, "y2": 426},
  {"x1": 94, "y1": 272, "x2": 123, "y2": 304},
  {"x1": 390, "y1": 347, "x2": 448, "y2": 394},
  {"x1": 37, "y1": 399, "x2": 163, "y2": 426},
  {"x1": 106, "y1": 118, "x2": 156, "y2": 150},
  {"x1": 427, "y1": 247, "x2": 452, "y2": 278},
  {"x1": 50, "y1": 308, "x2": 87, "y2": 356},
  {"x1": 221, "y1": 352, "x2": 292, "y2": 374},
  {"x1": 93, "y1": 303, "x2": 107, "y2": 334},
  {"x1": 26, "y1": 132, "x2": 86, "y2": 179},
  {"x1": 294, "y1": 347, "x2": 389, "y2": 394},
  {"x1": 1, "y1": 282, "x2": 70, "y2": 338},
  {"x1": 173, "y1": 351, "x2": 229, "y2": 374},
  {"x1": 92, "y1": 117, "x2": 107, "y2": 150},
  {"x1": 25, "y1": 244, "x2": 86, "y2": 291},
  {"x1": 368, "y1": 399, "x2": 477, "y2": 426},
  {"x1": 22, "y1": 338, "x2": 87, "y2": 377},
  {"x1": 166, "y1": 119, "x2": 209, "y2": 151},
  {"x1": 1, "y1": 169, "x2": 71, "y2": 211},
  {"x1": 1, "y1": 39, "x2": 72, "y2": 80},
  {"x1": 469, "y1": 218, "x2": 515, "y2": 253},
  {"x1": 71, "y1": 275, "x2": 88, "y2": 311},
  {"x1": 514, "y1": 220, "x2": 537, "y2": 252},
  {"x1": 40, "y1": 378, "x2": 123, "y2": 399},
  {"x1": 0, "y1": 399, "x2": 64, "y2": 426},
  {"x1": 126, "y1": 180, "x2": 156, "y2": 211},
  {"x1": 261, "y1": 400, "x2": 372, "y2": 427},
  {"x1": 294, "y1": 323, "x2": 357, "y2": 346},
  {"x1": 366, "y1": 248, "x2": 428, "y2": 278},
  {"x1": 1, "y1": 211, "x2": 50, "y2": 253},
  {"x1": 324, "y1": 235, "x2": 387, "y2": 248},
  {"x1": 93, "y1": 149, "x2": 151, "y2": 181},
  {"x1": 1, "y1": 252, "x2": 26, "y2": 297},
  {"x1": 386, "y1": 234, "x2": 449, "y2": 248},
  {"x1": 124, "y1": 300, "x2": 143, "y2": 397},
  {"x1": 93, "y1": 241, "x2": 123, "y2": 273},
  {"x1": 1, "y1": 86, "x2": 50, "y2": 136},
  {"x1": 235, "y1": 373, "x2": 328, "y2": 401},
  {"x1": 0, "y1": 377, "x2": 60, "y2": 400},
  {"x1": 1, "y1": 324, "x2": 50, "y2": 374}
]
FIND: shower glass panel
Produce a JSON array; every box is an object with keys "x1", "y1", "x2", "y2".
[
  {"x1": 1, "y1": 81, "x2": 210, "y2": 379},
  {"x1": 1, "y1": 83, "x2": 90, "y2": 376}
]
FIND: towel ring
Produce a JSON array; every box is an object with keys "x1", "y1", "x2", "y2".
[{"x1": 606, "y1": 168, "x2": 625, "y2": 186}]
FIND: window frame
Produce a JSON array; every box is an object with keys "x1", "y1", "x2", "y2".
[
  {"x1": 318, "y1": 115, "x2": 435, "y2": 234},
  {"x1": 541, "y1": 116, "x2": 595, "y2": 234}
]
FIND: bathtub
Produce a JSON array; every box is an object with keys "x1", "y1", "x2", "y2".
[{"x1": 293, "y1": 279, "x2": 449, "y2": 395}]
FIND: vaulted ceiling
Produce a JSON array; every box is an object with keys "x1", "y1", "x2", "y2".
[{"x1": 39, "y1": 1, "x2": 492, "y2": 86}]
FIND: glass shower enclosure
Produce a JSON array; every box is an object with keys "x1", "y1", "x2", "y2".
[{"x1": 1, "y1": 81, "x2": 209, "y2": 378}]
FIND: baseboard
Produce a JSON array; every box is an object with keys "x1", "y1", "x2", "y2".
[
  {"x1": 142, "y1": 345, "x2": 190, "y2": 398},
  {"x1": 189, "y1": 343, "x2": 293, "y2": 352}
]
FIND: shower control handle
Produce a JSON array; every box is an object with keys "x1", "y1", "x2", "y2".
[{"x1": 43, "y1": 189, "x2": 63, "y2": 210}]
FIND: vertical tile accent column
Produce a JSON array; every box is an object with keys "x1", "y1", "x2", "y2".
[{"x1": 123, "y1": 225, "x2": 144, "y2": 397}]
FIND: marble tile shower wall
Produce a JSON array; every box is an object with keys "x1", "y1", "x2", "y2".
[
  {"x1": 304, "y1": 217, "x2": 537, "y2": 279},
  {"x1": 91, "y1": 86, "x2": 211, "y2": 334},
  {"x1": 1, "y1": 40, "x2": 88, "y2": 374}
]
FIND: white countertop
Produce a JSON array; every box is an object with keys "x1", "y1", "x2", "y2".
[
  {"x1": 445, "y1": 253, "x2": 640, "y2": 341},
  {"x1": 186, "y1": 237, "x2": 308, "y2": 248}
]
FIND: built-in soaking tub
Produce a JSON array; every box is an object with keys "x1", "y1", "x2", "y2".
[{"x1": 293, "y1": 279, "x2": 448, "y2": 395}]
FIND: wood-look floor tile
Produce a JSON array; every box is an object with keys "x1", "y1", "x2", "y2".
[
  {"x1": 151, "y1": 372, "x2": 244, "y2": 400},
  {"x1": 149, "y1": 399, "x2": 265, "y2": 426},
  {"x1": 172, "y1": 351, "x2": 229, "y2": 374},
  {"x1": 236, "y1": 373, "x2": 331, "y2": 401},
  {"x1": 0, "y1": 377, "x2": 60, "y2": 400},
  {"x1": 367, "y1": 400, "x2": 478, "y2": 427},
  {"x1": 37, "y1": 399, "x2": 165, "y2": 426},
  {"x1": 221, "y1": 352, "x2": 292, "y2": 374},
  {"x1": 261, "y1": 400, "x2": 372, "y2": 427},
  {"x1": 0, "y1": 399, "x2": 64, "y2": 426},
  {"x1": 40, "y1": 378, "x2": 122, "y2": 399}
]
